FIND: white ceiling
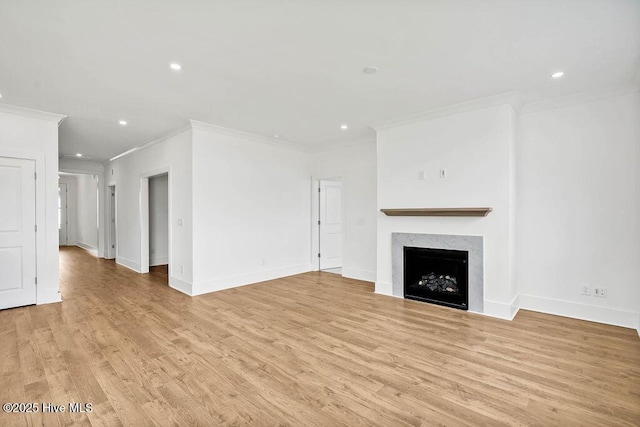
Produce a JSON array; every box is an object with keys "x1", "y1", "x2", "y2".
[{"x1": 1, "y1": 0, "x2": 639, "y2": 161}]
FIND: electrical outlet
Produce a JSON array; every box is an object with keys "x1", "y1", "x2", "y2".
[
  {"x1": 580, "y1": 284, "x2": 591, "y2": 296},
  {"x1": 439, "y1": 168, "x2": 447, "y2": 178},
  {"x1": 594, "y1": 288, "x2": 607, "y2": 298},
  {"x1": 418, "y1": 170, "x2": 426, "y2": 180}
]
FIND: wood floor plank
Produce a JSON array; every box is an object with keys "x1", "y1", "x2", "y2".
[{"x1": 1, "y1": 246, "x2": 638, "y2": 426}]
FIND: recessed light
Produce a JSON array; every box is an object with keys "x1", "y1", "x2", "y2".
[
  {"x1": 76, "y1": 153, "x2": 83, "y2": 157},
  {"x1": 363, "y1": 66, "x2": 378, "y2": 74},
  {"x1": 340, "y1": 124, "x2": 348, "y2": 130},
  {"x1": 0, "y1": 93, "x2": 2, "y2": 98},
  {"x1": 119, "y1": 120, "x2": 127, "y2": 125},
  {"x1": 170, "y1": 63, "x2": 182, "y2": 71},
  {"x1": 273, "y1": 134, "x2": 280, "y2": 139},
  {"x1": 551, "y1": 71, "x2": 564, "y2": 79}
]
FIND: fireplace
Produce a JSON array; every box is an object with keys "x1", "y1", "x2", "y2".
[{"x1": 403, "y1": 246, "x2": 469, "y2": 310}]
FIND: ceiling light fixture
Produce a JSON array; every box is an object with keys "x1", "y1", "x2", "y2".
[
  {"x1": 363, "y1": 66, "x2": 378, "y2": 74},
  {"x1": 0, "y1": 93, "x2": 2, "y2": 98},
  {"x1": 273, "y1": 134, "x2": 280, "y2": 139},
  {"x1": 340, "y1": 124, "x2": 348, "y2": 130},
  {"x1": 170, "y1": 63, "x2": 182, "y2": 71},
  {"x1": 551, "y1": 71, "x2": 564, "y2": 79},
  {"x1": 119, "y1": 120, "x2": 127, "y2": 125},
  {"x1": 76, "y1": 153, "x2": 83, "y2": 157}
]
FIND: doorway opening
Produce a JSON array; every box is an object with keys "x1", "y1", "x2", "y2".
[
  {"x1": 312, "y1": 179, "x2": 343, "y2": 274},
  {"x1": 57, "y1": 172, "x2": 99, "y2": 256},
  {"x1": 107, "y1": 185, "x2": 116, "y2": 259},
  {"x1": 141, "y1": 172, "x2": 169, "y2": 284},
  {"x1": 58, "y1": 182, "x2": 68, "y2": 246}
]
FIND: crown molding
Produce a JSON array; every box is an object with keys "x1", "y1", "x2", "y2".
[
  {"x1": 0, "y1": 103, "x2": 66, "y2": 126},
  {"x1": 189, "y1": 120, "x2": 307, "y2": 152},
  {"x1": 371, "y1": 92, "x2": 521, "y2": 131},
  {"x1": 520, "y1": 85, "x2": 640, "y2": 114},
  {"x1": 109, "y1": 123, "x2": 192, "y2": 162}
]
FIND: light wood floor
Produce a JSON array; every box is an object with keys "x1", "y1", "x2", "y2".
[{"x1": 1, "y1": 247, "x2": 639, "y2": 426}]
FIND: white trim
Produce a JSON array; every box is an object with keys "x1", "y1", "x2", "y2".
[
  {"x1": 483, "y1": 295, "x2": 520, "y2": 320},
  {"x1": 0, "y1": 102, "x2": 66, "y2": 125},
  {"x1": 76, "y1": 242, "x2": 98, "y2": 256},
  {"x1": 341, "y1": 267, "x2": 376, "y2": 283},
  {"x1": 374, "y1": 282, "x2": 393, "y2": 296},
  {"x1": 371, "y1": 92, "x2": 521, "y2": 131},
  {"x1": 169, "y1": 276, "x2": 193, "y2": 296},
  {"x1": 518, "y1": 294, "x2": 640, "y2": 330},
  {"x1": 192, "y1": 263, "x2": 311, "y2": 296},
  {"x1": 116, "y1": 256, "x2": 141, "y2": 272},
  {"x1": 520, "y1": 85, "x2": 640, "y2": 114},
  {"x1": 190, "y1": 120, "x2": 306, "y2": 152},
  {"x1": 109, "y1": 124, "x2": 191, "y2": 162},
  {"x1": 150, "y1": 256, "x2": 168, "y2": 266}
]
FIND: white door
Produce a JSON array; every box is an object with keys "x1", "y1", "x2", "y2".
[
  {"x1": 319, "y1": 180, "x2": 342, "y2": 270},
  {"x1": 58, "y1": 183, "x2": 68, "y2": 246},
  {"x1": 0, "y1": 157, "x2": 37, "y2": 309}
]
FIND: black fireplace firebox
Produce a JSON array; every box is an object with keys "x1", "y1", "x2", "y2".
[{"x1": 403, "y1": 247, "x2": 469, "y2": 310}]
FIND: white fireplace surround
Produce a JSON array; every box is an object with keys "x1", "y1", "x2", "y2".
[{"x1": 392, "y1": 233, "x2": 484, "y2": 314}]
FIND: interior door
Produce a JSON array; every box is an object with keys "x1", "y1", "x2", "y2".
[
  {"x1": 0, "y1": 157, "x2": 37, "y2": 309},
  {"x1": 58, "y1": 183, "x2": 68, "y2": 246},
  {"x1": 319, "y1": 180, "x2": 342, "y2": 270}
]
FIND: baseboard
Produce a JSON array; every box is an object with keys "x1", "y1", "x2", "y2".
[
  {"x1": 169, "y1": 276, "x2": 193, "y2": 296},
  {"x1": 374, "y1": 291, "x2": 403, "y2": 299},
  {"x1": 374, "y1": 281, "x2": 393, "y2": 295},
  {"x1": 192, "y1": 263, "x2": 311, "y2": 296},
  {"x1": 341, "y1": 267, "x2": 376, "y2": 283},
  {"x1": 519, "y1": 294, "x2": 640, "y2": 330},
  {"x1": 76, "y1": 242, "x2": 98, "y2": 256},
  {"x1": 482, "y1": 295, "x2": 520, "y2": 320},
  {"x1": 116, "y1": 256, "x2": 141, "y2": 273},
  {"x1": 37, "y1": 288, "x2": 62, "y2": 305},
  {"x1": 150, "y1": 256, "x2": 168, "y2": 267}
]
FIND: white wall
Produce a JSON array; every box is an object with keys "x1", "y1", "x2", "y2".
[
  {"x1": 106, "y1": 128, "x2": 193, "y2": 292},
  {"x1": 76, "y1": 173, "x2": 99, "y2": 252},
  {"x1": 518, "y1": 91, "x2": 640, "y2": 329},
  {"x1": 191, "y1": 122, "x2": 311, "y2": 295},
  {"x1": 376, "y1": 103, "x2": 517, "y2": 318},
  {"x1": 309, "y1": 141, "x2": 377, "y2": 282},
  {"x1": 149, "y1": 173, "x2": 169, "y2": 266},
  {"x1": 0, "y1": 105, "x2": 64, "y2": 305},
  {"x1": 58, "y1": 175, "x2": 77, "y2": 245}
]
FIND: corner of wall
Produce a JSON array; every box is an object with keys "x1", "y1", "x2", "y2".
[
  {"x1": 170, "y1": 276, "x2": 193, "y2": 296},
  {"x1": 483, "y1": 294, "x2": 520, "y2": 320}
]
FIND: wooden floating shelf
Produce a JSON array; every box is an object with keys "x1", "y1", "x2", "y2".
[{"x1": 380, "y1": 208, "x2": 493, "y2": 217}]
